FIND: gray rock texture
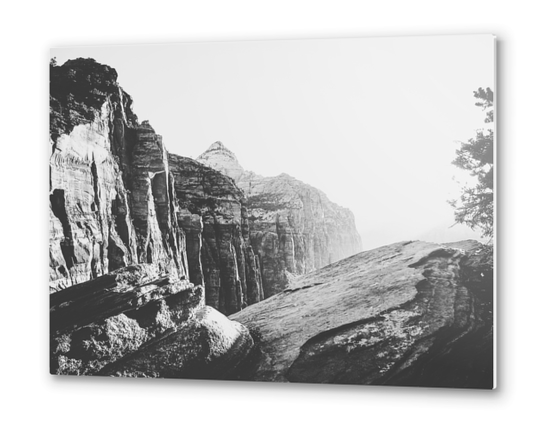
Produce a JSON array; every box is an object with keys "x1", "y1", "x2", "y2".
[
  {"x1": 102, "y1": 306, "x2": 253, "y2": 379},
  {"x1": 49, "y1": 59, "x2": 256, "y2": 378},
  {"x1": 49, "y1": 59, "x2": 493, "y2": 387},
  {"x1": 50, "y1": 264, "x2": 253, "y2": 377},
  {"x1": 49, "y1": 58, "x2": 188, "y2": 292},
  {"x1": 50, "y1": 60, "x2": 263, "y2": 316},
  {"x1": 168, "y1": 154, "x2": 264, "y2": 315},
  {"x1": 230, "y1": 240, "x2": 493, "y2": 388},
  {"x1": 197, "y1": 141, "x2": 362, "y2": 298}
]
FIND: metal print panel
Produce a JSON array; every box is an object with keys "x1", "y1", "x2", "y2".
[{"x1": 49, "y1": 35, "x2": 495, "y2": 388}]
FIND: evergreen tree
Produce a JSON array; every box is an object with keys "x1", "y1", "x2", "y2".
[{"x1": 450, "y1": 88, "x2": 494, "y2": 238}]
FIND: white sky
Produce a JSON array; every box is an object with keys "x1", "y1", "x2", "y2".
[{"x1": 52, "y1": 35, "x2": 495, "y2": 250}]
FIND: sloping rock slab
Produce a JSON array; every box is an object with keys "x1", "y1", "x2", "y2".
[
  {"x1": 230, "y1": 240, "x2": 493, "y2": 389},
  {"x1": 101, "y1": 306, "x2": 254, "y2": 379}
]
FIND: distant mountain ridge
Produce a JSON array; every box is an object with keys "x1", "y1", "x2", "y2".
[{"x1": 197, "y1": 141, "x2": 363, "y2": 297}]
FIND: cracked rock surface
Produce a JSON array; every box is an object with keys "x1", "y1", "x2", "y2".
[{"x1": 230, "y1": 240, "x2": 493, "y2": 388}]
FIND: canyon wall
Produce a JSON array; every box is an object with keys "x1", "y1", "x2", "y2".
[
  {"x1": 49, "y1": 59, "x2": 492, "y2": 386},
  {"x1": 49, "y1": 58, "x2": 261, "y2": 316},
  {"x1": 197, "y1": 141, "x2": 363, "y2": 297},
  {"x1": 168, "y1": 154, "x2": 264, "y2": 315},
  {"x1": 49, "y1": 59, "x2": 256, "y2": 377},
  {"x1": 50, "y1": 60, "x2": 360, "y2": 309},
  {"x1": 49, "y1": 58, "x2": 188, "y2": 292}
]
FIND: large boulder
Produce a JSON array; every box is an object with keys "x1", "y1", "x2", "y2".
[
  {"x1": 101, "y1": 306, "x2": 254, "y2": 379},
  {"x1": 50, "y1": 265, "x2": 253, "y2": 378},
  {"x1": 230, "y1": 240, "x2": 493, "y2": 389}
]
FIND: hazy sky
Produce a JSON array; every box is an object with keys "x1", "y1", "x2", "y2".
[{"x1": 52, "y1": 35, "x2": 495, "y2": 249}]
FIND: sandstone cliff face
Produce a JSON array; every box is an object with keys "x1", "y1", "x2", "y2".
[
  {"x1": 49, "y1": 59, "x2": 255, "y2": 377},
  {"x1": 168, "y1": 154, "x2": 264, "y2": 315},
  {"x1": 197, "y1": 142, "x2": 363, "y2": 297},
  {"x1": 49, "y1": 58, "x2": 188, "y2": 292},
  {"x1": 230, "y1": 240, "x2": 493, "y2": 388},
  {"x1": 50, "y1": 59, "x2": 264, "y2": 318}
]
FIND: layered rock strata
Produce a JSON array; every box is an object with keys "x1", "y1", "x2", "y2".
[
  {"x1": 197, "y1": 141, "x2": 362, "y2": 297},
  {"x1": 49, "y1": 62, "x2": 256, "y2": 376},
  {"x1": 50, "y1": 59, "x2": 262, "y2": 316},
  {"x1": 49, "y1": 58, "x2": 188, "y2": 292},
  {"x1": 50, "y1": 264, "x2": 253, "y2": 377},
  {"x1": 168, "y1": 154, "x2": 264, "y2": 315},
  {"x1": 230, "y1": 240, "x2": 493, "y2": 389}
]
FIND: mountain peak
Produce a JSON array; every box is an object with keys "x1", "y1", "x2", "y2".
[
  {"x1": 207, "y1": 140, "x2": 227, "y2": 151},
  {"x1": 198, "y1": 141, "x2": 237, "y2": 159},
  {"x1": 196, "y1": 141, "x2": 244, "y2": 181}
]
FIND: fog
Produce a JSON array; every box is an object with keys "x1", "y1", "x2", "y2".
[{"x1": 53, "y1": 35, "x2": 494, "y2": 249}]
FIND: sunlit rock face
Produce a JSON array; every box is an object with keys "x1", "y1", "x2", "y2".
[
  {"x1": 197, "y1": 142, "x2": 363, "y2": 298},
  {"x1": 49, "y1": 58, "x2": 188, "y2": 292},
  {"x1": 49, "y1": 59, "x2": 255, "y2": 378},
  {"x1": 49, "y1": 59, "x2": 262, "y2": 317}
]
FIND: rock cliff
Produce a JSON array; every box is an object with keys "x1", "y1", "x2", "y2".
[
  {"x1": 49, "y1": 58, "x2": 493, "y2": 386},
  {"x1": 49, "y1": 58, "x2": 360, "y2": 309},
  {"x1": 197, "y1": 141, "x2": 363, "y2": 297},
  {"x1": 49, "y1": 58, "x2": 188, "y2": 291},
  {"x1": 230, "y1": 240, "x2": 493, "y2": 388},
  {"x1": 168, "y1": 154, "x2": 264, "y2": 315},
  {"x1": 50, "y1": 60, "x2": 263, "y2": 315},
  {"x1": 49, "y1": 58, "x2": 255, "y2": 377}
]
